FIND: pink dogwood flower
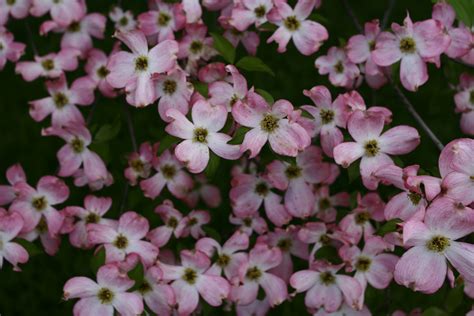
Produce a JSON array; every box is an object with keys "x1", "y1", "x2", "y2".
[
  {"x1": 183, "y1": 174, "x2": 221, "y2": 208},
  {"x1": 372, "y1": 14, "x2": 449, "y2": 91},
  {"x1": 147, "y1": 200, "x2": 183, "y2": 248},
  {"x1": 0, "y1": 27, "x2": 25, "y2": 70},
  {"x1": 298, "y1": 222, "x2": 347, "y2": 263},
  {"x1": 42, "y1": 125, "x2": 109, "y2": 183},
  {"x1": 138, "y1": 1, "x2": 185, "y2": 42},
  {"x1": 158, "y1": 249, "x2": 230, "y2": 315},
  {"x1": 454, "y1": 73, "x2": 474, "y2": 135},
  {"x1": 209, "y1": 65, "x2": 248, "y2": 112},
  {"x1": 20, "y1": 216, "x2": 61, "y2": 255},
  {"x1": 106, "y1": 30, "x2": 178, "y2": 107},
  {"x1": 10, "y1": 175, "x2": 69, "y2": 235},
  {"x1": 178, "y1": 23, "x2": 215, "y2": 73},
  {"x1": 124, "y1": 142, "x2": 156, "y2": 186},
  {"x1": 0, "y1": 164, "x2": 26, "y2": 206},
  {"x1": 0, "y1": 211, "x2": 29, "y2": 271},
  {"x1": 301, "y1": 85, "x2": 350, "y2": 157},
  {"x1": 109, "y1": 7, "x2": 136, "y2": 32},
  {"x1": 15, "y1": 48, "x2": 81, "y2": 81},
  {"x1": 312, "y1": 186, "x2": 350, "y2": 222},
  {"x1": 196, "y1": 230, "x2": 249, "y2": 280},
  {"x1": 267, "y1": 0, "x2": 328, "y2": 56},
  {"x1": 232, "y1": 91, "x2": 310, "y2": 158},
  {"x1": 0, "y1": 0, "x2": 30, "y2": 25},
  {"x1": 231, "y1": 243, "x2": 288, "y2": 306},
  {"x1": 64, "y1": 195, "x2": 114, "y2": 249},
  {"x1": 140, "y1": 148, "x2": 193, "y2": 199},
  {"x1": 230, "y1": 0, "x2": 274, "y2": 32},
  {"x1": 30, "y1": 0, "x2": 84, "y2": 27},
  {"x1": 30, "y1": 75, "x2": 94, "y2": 127},
  {"x1": 155, "y1": 68, "x2": 193, "y2": 122},
  {"x1": 394, "y1": 198, "x2": 474, "y2": 293},
  {"x1": 290, "y1": 261, "x2": 363, "y2": 312},
  {"x1": 315, "y1": 47, "x2": 360, "y2": 89},
  {"x1": 88, "y1": 211, "x2": 158, "y2": 267},
  {"x1": 229, "y1": 213, "x2": 268, "y2": 236},
  {"x1": 224, "y1": 27, "x2": 260, "y2": 56},
  {"x1": 175, "y1": 209, "x2": 210, "y2": 239},
  {"x1": 165, "y1": 99, "x2": 241, "y2": 173},
  {"x1": 63, "y1": 264, "x2": 143, "y2": 316},
  {"x1": 333, "y1": 110, "x2": 420, "y2": 190}
]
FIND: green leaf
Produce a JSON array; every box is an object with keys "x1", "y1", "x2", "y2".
[
  {"x1": 193, "y1": 81, "x2": 209, "y2": 98},
  {"x1": 90, "y1": 247, "x2": 106, "y2": 274},
  {"x1": 347, "y1": 161, "x2": 360, "y2": 183},
  {"x1": 257, "y1": 22, "x2": 278, "y2": 31},
  {"x1": 205, "y1": 152, "x2": 220, "y2": 179},
  {"x1": 158, "y1": 135, "x2": 179, "y2": 154},
  {"x1": 203, "y1": 226, "x2": 222, "y2": 243},
  {"x1": 14, "y1": 239, "x2": 42, "y2": 257},
  {"x1": 314, "y1": 246, "x2": 341, "y2": 264},
  {"x1": 422, "y1": 307, "x2": 449, "y2": 316},
  {"x1": 448, "y1": 0, "x2": 474, "y2": 27},
  {"x1": 255, "y1": 88, "x2": 274, "y2": 104},
  {"x1": 376, "y1": 218, "x2": 402, "y2": 236},
  {"x1": 444, "y1": 284, "x2": 464, "y2": 312},
  {"x1": 128, "y1": 262, "x2": 144, "y2": 285},
  {"x1": 229, "y1": 126, "x2": 250, "y2": 145},
  {"x1": 94, "y1": 118, "x2": 122, "y2": 143},
  {"x1": 210, "y1": 32, "x2": 236, "y2": 64},
  {"x1": 236, "y1": 56, "x2": 275, "y2": 76}
]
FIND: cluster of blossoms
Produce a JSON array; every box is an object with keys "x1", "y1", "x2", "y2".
[{"x1": 0, "y1": 0, "x2": 473, "y2": 315}]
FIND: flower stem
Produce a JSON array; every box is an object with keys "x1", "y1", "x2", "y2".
[
  {"x1": 382, "y1": 0, "x2": 396, "y2": 29},
  {"x1": 24, "y1": 21, "x2": 38, "y2": 56},
  {"x1": 123, "y1": 104, "x2": 138, "y2": 152}
]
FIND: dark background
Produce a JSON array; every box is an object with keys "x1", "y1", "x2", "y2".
[{"x1": 0, "y1": 0, "x2": 472, "y2": 315}]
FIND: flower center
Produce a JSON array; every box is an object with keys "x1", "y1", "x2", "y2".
[
  {"x1": 284, "y1": 16, "x2": 300, "y2": 31},
  {"x1": 6, "y1": 0, "x2": 16, "y2": 5},
  {"x1": 167, "y1": 216, "x2": 179, "y2": 228},
  {"x1": 187, "y1": 217, "x2": 198, "y2": 227},
  {"x1": 260, "y1": 114, "x2": 279, "y2": 133},
  {"x1": 71, "y1": 137, "x2": 84, "y2": 154},
  {"x1": 53, "y1": 92, "x2": 69, "y2": 109},
  {"x1": 243, "y1": 217, "x2": 252, "y2": 227},
  {"x1": 216, "y1": 253, "x2": 231, "y2": 267},
  {"x1": 320, "y1": 109, "x2": 335, "y2": 124},
  {"x1": 319, "y1": 271, "x2": 335, "y2": 285},
  {"x1": 163, "y1": 79, "x2": 177, "y2": 95},
  {"x1": 193, "y1": 127, "x2": 208, "y2": 143},
  {"x1": 470, "y1": 90, "x2": 474, "y2": 104},
  {"x1": 408, "y1": 192, "x2": 422, "y2": 206},
  {"x1": 85, "y1": 212, "x2": 100, "y2": 224},
  {"x1": 426, "y1": 235, "x2": 450, "y2": 253},
  {"x1": 255, "y1": 182, "x2": 269, "y2": 196},
  {"x1": 277, "y1": 238, "x2": 292, "y2": 252},
  {"x1": 369, "y1": 40, "x2": 376, "y2": 51},
  {"x1": 254, "y1": 5, "x2": 266, "y2": 18},
  {"x1": 246, "y1": 266, "x2": 262, "y2": 281},
  {"x1": 0, "y1": 238, "x2": 3, "y2": 251},
  {"x1": 131, "y1": 159, "x2": 144, "y2": 172},
  {"x1": 135, "y1": 56, "x2": 149, "y2": 72},
  {"x1": 97, "y1": 66, "x2": 109, "y2": 78},
  {"x1": 41, "y1": 59, "x2": 55, "y2": 71},
  {"x1": 190, "y1": 41, "x2": 203, "y2": 54},
  {"x1": 285, "y1": 165, "x2": 302, "y2": 179},
  {"x1": 113, "y1": 234, "x2": 129, "y2": 249},
  {"x1": 36, "y1": 217, "x2": 48, "y2": 233},
  {"x1": 364, "y1": 140, "x2": 380, "y2": 157},
  {"x1": 157, "y1": 12, "x2": 171, "y2": 26},
  {"x1": 0, "y1": 43, "x2": 4, "y2": 50},
  {"x1": 334, "y1": 61, "x2": 344, "y2": 74},
  {"x1": 161, "y1": 164, "x2": 177, "y2": 179},
  {"x1": 119, "y1": 16, "x2": 129, "y2": 26},
  {"x1": 355, "y1": 256, "x2": 372, "y2": 272},
  {"x1": 32, "y1": 196, "x2": 47, "y2": 211},
  {"x1": 182, "y1": 268, "x2": 198, "y2": 284},
  {"x1": 230, "y1": 94, "x2": 239, "y2": 106},
  {"x1": 138, "y1": 281, "x2": 152, "y2": 294},
  {"x1": 399, "y1": 37, "x2": 416, "y2": 54},
  {"x1": 355, "y1": 211, "x2": 370, "y2": 225},
  {"x1": 67, "y1": 22, "x2": 81, "y2": 33},
  {"x1": 319, "y1": 198, "x2": 331, "y2": 210},
  {"x1": 319, "y1": 234, "x2": 330, "y2": 245},
  {"x1": 97, "y1": 288, "x2": 114, "y2": 304}
]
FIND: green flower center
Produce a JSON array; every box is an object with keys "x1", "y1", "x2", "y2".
[
  {"x1": 320, "y1": 109, "x2": 335, "y2": 124},
  {"x1": 426, "y1": 235, "x2": 450, "y2": 253},
  {"x1": 408, "y1": 192, "x2": 422, "y2": 206},
  {"x1": 470, "y1": 90, "x2": 474, "y2": 104},
  {"x1": 334, "y1": 61, "x2": 344, "y2": 74},
  {"x1": 97, "y1": 288, "x2": 114, "y2": 304},
  {"x1": 36, "y1": 217, "x2": 48, "y2": 233},
  {"x1": 355, "y1": 211, "x2": 371, "y2": 225},
  {"x1": 97, "y1": 66, "x2": 109, "y2": 78},
  {"x1": 260, "y1": 114, "x2": 279, "y2": 133},
  {"x1": 113, "y1": 234, "x2": 128, "y2": 249},
  {"x1": 53, "y1": 92, "x2": 69, "y2": 109},
  {"x1": 285, "y1": 165, "x2": 302, "y2": 179},
  {"x1": 182, "y1": 268, "x2": 198, "y2": 284},
  {"x1": 364, "y1": 139, "x2": 380, "y2": 157},
  {"x1": 161, "y1": 164, "x2": 177, "y2": 179},
  {"x1": 243, "y1": 217, "x2": 252, "y2": 227},
  {"x1": 157, "y1": 12, "x2": 171, "y2": 26},
  {"x1": 399, "y1": 37, "x2": 416, "y2": 54},
  {"x1": 355, "y1": 256, "x2": 372, "y2": 272},
  {"x1": 254, "y1": 5, "x2": 266, "y2": 18},
  {"x1": 67, "y1": 22, "x2": 81, "y2": 33},
  {"x1": 277, "y1": 238, "x2": 292, "y2": 252},
  {"x1": 71, "y1": 137, "x2": 84, "y2": 154},
  {"x1": 131, "y1": 159, "x2": 144, "y2": 173},
  {"x1": 187, "y1": 217, "x2": 198, "y2": 227},
  {"x1": 190, "y1": 41, "x2": 203, "y2": 54},
  {"x1": 255, "y1": 182, "x2": 269, "y2": 196},
  {"x1": 216, "y1": 254, "x2": 231, "y2": 267},
  {"x1": 32, "y1": 196, "x2": 47, "y2": 211},
  {"x1": 119, "y1": 17, "x2": 129, "y2": 26},
  {"x1": 0, "y1": 43, "x2": 4, "y2": 51},
  {"x1": 41, "y1": 59, "x2": 55, "y2": 71},
  {"x1": 369, "y1": 40, "x2": 376, "y2": 51},
  {"x1": 319, "y1": 198, "x2": 331, "y2": 210},
  {"x1": 135, "y1": 56, "x2": 149, "y2": 72},
  {"x1": 320, "y1": 271, "x2": 336, "y2": 285},
  {"x1": 230, "y1": 94, "x2": 239, "y2": 106},
  {"x1": 163, "y1": 79, "x2": 177, "y2": 95},
  {"x1": 167, "y1": 216, "x2": 179, "y2": 228},
  {"x1": 246, "y1": 266, "x2": 262, "y2": 281},
  {"x1": 284, "y1": 16, "x2": 300, "y2": 31},
  {"x1": 319, "y1": 234, "x2": 330, "y2": 245},
  {"x1": 138, "y1": 281, "x2": 152, "y2": 294},
  {"x1": 193, "y1": 127, "x2": 208, "y2": 143},
  {"x1": 85, "y1": 212, "x2": 100, "y2": 224},
  {"x1": 6, "y1": 0, "x2": 16, "y2": 5}
]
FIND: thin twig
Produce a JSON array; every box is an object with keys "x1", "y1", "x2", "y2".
[
  {"x1": 391, "y1": 81, "x2": 444, "y2": 151},
  {"x1": 123, "y1": 104, "x2": 138, "y2": 152},
  {"x1": 24, "y1": 21, "x2": 38, "y2": 56},
  {"x1": 119, "y1": 182, "x2": 129, "y2": 214},
  {"x1": 341, "y1": 0, "x2": 363, "y2": 33},
  {"x1": 86, "y1": 99, "x2": 99, "y2": 125},
  {"x1": 381, "y1": 0, "x2": 396, "y2": 29}
]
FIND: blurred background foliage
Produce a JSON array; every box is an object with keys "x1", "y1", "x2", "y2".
[{"x1": 0, "y1": 0, "x2": 473, "y2": 315}]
